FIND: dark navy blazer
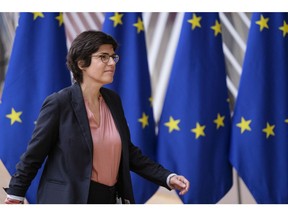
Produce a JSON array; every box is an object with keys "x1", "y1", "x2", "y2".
[{"x1": 6, "y1": 83, "x2": 172, "y2": 204}]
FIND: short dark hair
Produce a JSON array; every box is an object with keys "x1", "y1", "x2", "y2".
[{"x1": 66, "y1": 30, "x2": 118, "y2": 83}]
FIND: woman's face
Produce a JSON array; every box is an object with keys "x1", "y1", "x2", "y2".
[{"x1": 81, "y1": 44, "x2": 117, "y2": 86}]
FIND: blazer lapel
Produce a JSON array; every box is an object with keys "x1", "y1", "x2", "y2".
[
  {"x1": 71, "y1": 83, "x2": 93, "y2": 154},
  {"x1": 100, "y1": 88, "x2": 124, "y2": 140}
]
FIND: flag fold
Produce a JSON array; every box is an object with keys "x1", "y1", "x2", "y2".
[
  {"x1": 0, "y1": 12, "x2": 71, "y2": 203},
  {"x1": 230, "y1": 12, "x2": 288, "y2": 204},
  {"x1": 157, "y1": 12, "x2": 232, "y2": 204}
]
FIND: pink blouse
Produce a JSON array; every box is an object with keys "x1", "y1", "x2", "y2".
[{"x1": 84, "y1": 96, "x2": 122, "y2": 186}]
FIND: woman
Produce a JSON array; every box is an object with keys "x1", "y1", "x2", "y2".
[{"x1": 5, "y1": 30, "x2": 189, "y2": 204}]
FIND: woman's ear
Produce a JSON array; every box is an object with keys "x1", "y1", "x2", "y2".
[{"x1": 77, "y1": 60, "x2": 85, "y2": 71}]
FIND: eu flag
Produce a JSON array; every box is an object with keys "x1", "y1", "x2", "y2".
[
  {"x1": 102, "y1": 13, "x2": 158, "y2": 203},
  {"x1": 157, "y1": 13, "x2": 232, "y2": 203},
  {"x1": 0, "y1": 12, "x2": 71, "y2": 203},
  {"x1": 230, "y1": 13, "x2": 288, "y2": 203}
]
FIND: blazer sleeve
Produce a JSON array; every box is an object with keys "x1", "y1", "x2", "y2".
[
  {"x1": 128, "y1": 142, "x2": 172, "y2": 190},
  {"x1": 5, "y1": 93, "x2": 60, "y2": 197}
]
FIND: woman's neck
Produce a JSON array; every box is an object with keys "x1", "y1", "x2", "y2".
[{"x1": 80, "y1": 82, "x2": 101, "y2": 104}]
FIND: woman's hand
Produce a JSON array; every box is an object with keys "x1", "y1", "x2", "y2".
[
  {"x1": 4, "y1": 197, "x2": 24, "y2": 204},
  {"x1": 169, "y1": 175, "x2": 190, "y2": 195}
]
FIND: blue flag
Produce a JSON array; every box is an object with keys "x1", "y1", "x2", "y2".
[
  {"x1": 157, "y1": 13, "x2": 232, "y2": 203},
  {"x1": 0, "y1": 12, "x2": 71, "y2": 203},
  {"x1": 102, "y1": 13, "x2": 158, "y2": 203},
  {"x1": 230, "y1": 13, "x2": 288, "y2": 203}
]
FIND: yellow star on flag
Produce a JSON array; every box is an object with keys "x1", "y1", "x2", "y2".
[
  {"x1": 256, "y1": 14, "x2": 269, "y2": 31},
  {"x1": 164, "y1": 116, "x2": 180, "y2": 133},
  {"x1": 32, "y1": 12, "x2": 44, "y2": 20},
  {"x1": 191, "y1": 122, "x2": 206, "y2": 139},
  {"x1": 236, "y1": 117, "x2": 252, "y2": 134},
  {"x1": 138, "y1": 112, "x2": 149, "y2": 128},
  {"x1": 285, "y1": 118, "x2": 288, "y2": 124},
  {"x1": 211, "y1": 20, "x2": 222, "y2": 36},
  {"x1": 279, "y1": 20, "x2": 288, "y2": 37},
  {"x1": 188, "y1": 13, "x2": 202, "y2": 30},
  {"x1": 109, "y1": 12, "x2": 124, "y2": 27},
  {"x1": 6, "y1": 107, "x2": 23, "y2": 125},
  {"x1": 262, "y1": 122, "x2": 275, "y2": 139},
  {"x1": 149, "y1": 96, "x2": 153, "y2": 107},
  {"x1": 214, "y1": 113, "x2": 225, "y2": 129},
  {"x1": 133, "y1": 17, "x2": 144, "y2": 33},
  {"x1": 55, "y1": 13, "x2": 64, "y2": 26}
]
